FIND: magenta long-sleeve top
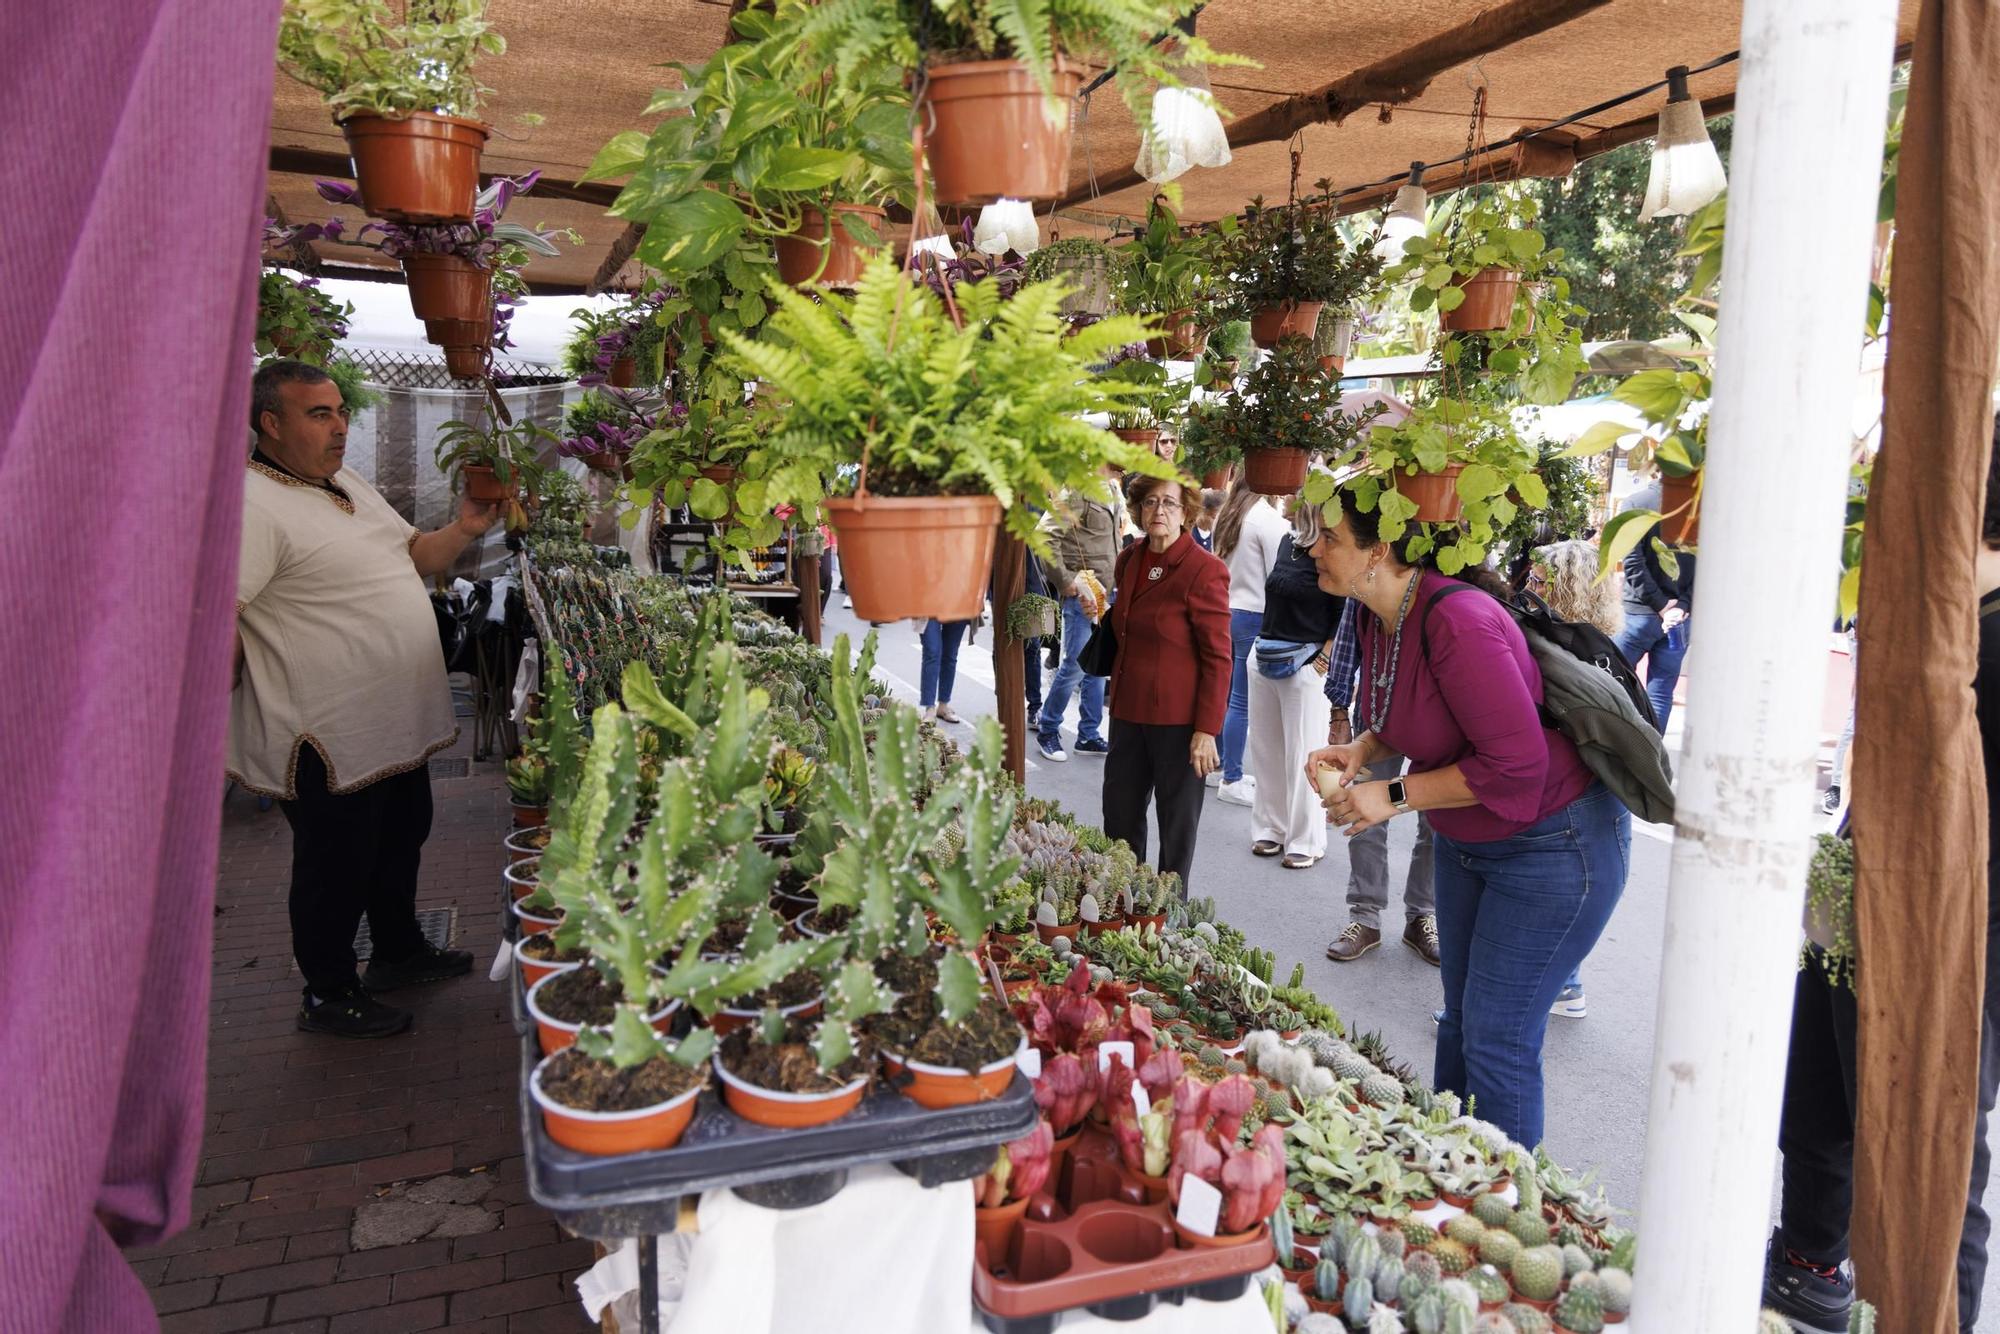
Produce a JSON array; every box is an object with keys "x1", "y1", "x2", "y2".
[{"x1": 1356, "y1": 572, "x2": 1596, "y2": 842}]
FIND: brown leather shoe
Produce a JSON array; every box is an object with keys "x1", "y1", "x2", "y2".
[
  {"x1": 1325, "y1": 922, "x2": 1381, "y2": 962},
  {"x1": 1403, "y1": 914, "x2": 1441, "y2": 967},
  {"x1": 1251, "y1": 840, "x2": 1283, "y2": 857}
]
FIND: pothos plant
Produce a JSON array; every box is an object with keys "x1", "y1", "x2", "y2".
[
  {"x1": 624, "y1": 389, "x2": 788, "y2": 569},
  {"x1": 1111, "y1": 197, "x2": 1228, "y2": 324},
  {"x1": 721, "y1": 256, "x2": 1177, "y2": 549},
  {"x1": 276, "y1": 0, "x2": 514, "y2": 122}
]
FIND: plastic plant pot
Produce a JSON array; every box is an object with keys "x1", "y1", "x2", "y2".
[
  {"x1": 714, "y1": 1054, "x2": 869, "y2": 1129},
  {"x1": 883, "y1": 1038, "x2": 1024, "y2": 1109},
  {"x1": 460, "y1": 465, "x2": 511, "y2": 504},
  {"x1": 529, "y1": 1051, "x2": 702, "y2": 1156},
  {"x1": 1034, "y1": 921, "x2": 1082, "y2": 948},
  {"x1": 513, "y1": 935, "x2": 583, "y2": 992},
  {"x1": 975, "y1": 1195, "x2": 1032, "y2": 1275},
  {"x1": 512, "y1": 899, "x2": 561, "y2": 936},
  {"x1": 1439, "y1": 267, "x2": 1523, "y2": 333},
  {"x1": 920, "y1": 57, "x2": 1082, "y2": 206},
  {"x1": 1396, "y1": 464, "x2": 1468, "y2": 524},
  {"x1": 606, "y1": 355, "x2": 636, "y2": 388},
  {"x1": 1172, "y1": 1217, "x2": 1265, "y2": 1250},
  {"x1": 1249, "y1": 300, "x2": 1324, "y2": 349},
  {"x1": 1659, "y1": 470, "x2": 1701, "y2": 545},
  {"x1": 503, "y1": 857, "x2": 540, "y2": 903},
  {"x1": 1111, "y1": 429, "x2": 1160, "y2": 455},
  {"x1": 401, "y1": 253, "x2": 491, "y2": 322},
  {"x1": 709, "y1": 993, "x2": 823, "y2": 1039},
  {"x1": 775, "y1": 204, "x2": 888, "y2": 288},
  {"x1": 1241, "y1": 447, "x2": 1309, "y2": 496},
  {"x1": 510, "y1": 799, "x2": 548, "y2": 828},
  {"x1": 503, "y1": 826, "x2": 545, "y2": 864},
  {"x1": 525, "y1": 972, "x2": 681, "y2": 1057},
  {"x1": 824, "y1": 495, "x2": 1000, "y2": 622},
  {"x1": 341, "y1": 111, "x2": 488, "y2": 223}
]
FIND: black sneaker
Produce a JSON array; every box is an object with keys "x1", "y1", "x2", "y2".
[
  {"x1": 1074, "y1": 737, "x2": 1109, "y2": 755},
  {"x1": 1761, "y1": 1231, "x2": 1853, "y2": 1333},
  {"x1": 298, "y1": 984, "x2": 413, "y2": 1038},
  {"x1": 1045, "y1": 645, "x2": 1061, "y2": 670},
  {"x1": 1820, "y1": 784, "x2": 1842, "y2": 815},
  {"x1": 362, "y1": 943, "x2": 475, "y2": 993}
]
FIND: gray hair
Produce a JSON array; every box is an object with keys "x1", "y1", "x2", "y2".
[
  {"x1": 251, "y1": 359, "x2": 333, "y2": 436},
  {"x1": 1291, "y1": 496, "x2": 1325, "y2": 551}
]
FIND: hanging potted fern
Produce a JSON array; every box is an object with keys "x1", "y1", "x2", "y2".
[
  {"x1": 276, "y1": 0, "x2": 510, "y2": 224},
  {"x1": 722, "y1": 256, "x2": 1175, "y2": 621}
]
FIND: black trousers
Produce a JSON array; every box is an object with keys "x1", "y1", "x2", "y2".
[
  {"x1": 280, "y1": 745, "x2": 434, "y2": 995},
  {"x1": 1102, "y1": 719, "x2": 1205, "y2": 892},
  {"x1": 1024, "y1": 638, "x2": 1043, "y2": 720},
  {"x1": 1959, "y1": 860, "x2": 2000, "y2": 1330},
  {"x1": 1777, "y1": 947, "x2": 1860, "y2": 1266}
]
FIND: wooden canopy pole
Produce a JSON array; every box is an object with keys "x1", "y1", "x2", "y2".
[
  {"x1": 991, "y1": 531, "x2": 1028, "y2": 785},
  {"x1": 1051, "y1": 0, "x2": 1612, "y2": 211}
]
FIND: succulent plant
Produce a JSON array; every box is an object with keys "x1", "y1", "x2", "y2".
[
  {"x1": 1508, "y1": 1209, "x2": 1552, "y2": 1249},
  {"x1": 1333, "y1": 1049, "x2": 1379, "y2": 1083},
  {"x1": 1605, "y1": 1230, "x2": 1637, "y2": 1273},
  {"x1": 1299, "y1": 1316, "x2": 1346, "y2": 1334},
  {"x1": 1370, "y1": 1305, "x2": 1408, "y2": 1334},
  {"x1": 1472, "y1": 1317, "x2": 1517, "y2": 1334},
  {"x1": 1756, "y1": 1314, "x2": 1793, "y2": 1334},
  {"x1": 1470, "y1": 1193, "x2": 1515, "y2": 1229},
  {"x1": 1594, "y1": 1267, "x2": 1631, "y2": 1316},
  {"x1": 1316, "y1": 1258, "x2": 1342, "y2": 1302},
  {"x1": 1431, "y1": 1236, "x2": 1474, "y2": 1276},
  {"x1": 1560, "y1": 1243, "x2": 1593, "y2": 1279},
  {"x1": 1224, "y1": 1057, "x2": 1249, "y2": 1076},
  {"x1": 1554, "y1": 1222, "x2": 1587, "y2": 1250},
  {"x1": 1345, "y1": 1235, "x2": 1382, "y2": 1286},
  {"x1": 1500, "y1": 1305, "x2": 1551, "y2": 1334},
  {"x1": 1436, "y1": 1278, "x2": 1478, "y2": 1315},
  {"x1": 1478, "y1": 1228, "x2": 1522, "y2": 1269},
  {"x1": 1343, "y1": 1275, "x2": 1375, "y2": 1327},
  {"x1": 1379, "y1": 1229, "x2": 1407, "y2": 1261},
  {"x1": 1375, "y1": 1253, "x2": 1405, "y2": 1298},
  {"x1": 1551, "y1": 1285, "x2": 1603, "y2": 1334},
  {"x1": 1402, "y1": 1266, "x2": 1437, "y2": 1306},
  {"x1": 1509, "y1": 1245, "x2": 1564, "y2": 1302},
  {"x1": 1464, "y1": 1264, "x2": 1508, "y2": 1307},
  {"x1": 1513, "y1": 1169, "x2": 1543, "y2": 1218},
  {"x1": 1405, "y1": 1249, "x2": 1444, "y2": 1286},
  {"x1": 1444, "y1": 1216, "x2": 1487, "y2": 1249},
  {"x1": 1408, "y1": 1291, "x2": 1445, "y2": 1334},
  {"x1": 1360, "y1": 1073, "x2": 1407, "y2": 1108}
]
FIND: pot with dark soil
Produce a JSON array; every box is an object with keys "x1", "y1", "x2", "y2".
[
  {"x1": 503, "y1": 825, "x2": 548, "y2": 864},
  {"x1": 526, "y1": 965, "x2": 680, "y2": 1056},
  {"x1": 714, "y1": 1017, "x2": 871, "y2": 1129},
  {"x1": 514, "y1": 933, "x2": 588, "y2": 990},
  {"x1": 710, "y1": 966, "x2": 825, "y2": 1037},
  {"x1": 512, "y1": 897, "x2": 563, "y2": 936},
  {"x1": 798, "y1": 903, "x2": 855, "y2": 940},
  {"x1": 863, "y1": 951, "x2": 1024, "y2": 1108},
  {"x1": 530, "y1": 1046, "x2": 705, "y2": 1155}
]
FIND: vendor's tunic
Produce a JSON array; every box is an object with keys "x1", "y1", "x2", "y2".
[{"x1": 229, "y1": 457, "x2": 457, "y2": 798}]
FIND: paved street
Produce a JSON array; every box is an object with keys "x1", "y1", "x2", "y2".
[{"x1": 828, "y1": 600, "x2": 1999, "y2": 1319}]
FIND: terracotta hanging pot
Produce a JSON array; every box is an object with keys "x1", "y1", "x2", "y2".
[
  {"x1": 1399, "y1": 464, "x2": 1467, "y2": 523},
  {"x1": 402, "y1": 254, "x2": 491, "y2": 323},
  {"x1": 442, "y1": 345, "x2": 487, "y2": 380},
  {"x1": 340, "y1": 111, "x2": 489, "y2": 223},
  {"x1": 1439, "y1": 267, "x2": 1522, "y2": 333},
  {"x1": 921, "y1": 57, "x2": 1083, "y2": 206},
  {"x1": 823, "y1": 494, "x2": 1000, "y2": 621},
  {"x1": 1659, "y1": 470, "x2": 1701, "y2": 545},
  {"x1": 530, "y1": 1053, "x2": 702, "y2": 1156},
  {"x1": 1249, "y1": 300, "x2": 1324, "y2": 349},
  {"x1": 1201, "y1": 467, "x2": 1233, "y2": 490},
  {"x1": 606, "y1": 355, "x2": 637, "y2": 388},
  {"x1": 460, "y1": 464, "x2": 512, "y2": 505},
  {"x1": 882, "y1": 1038, "x2": 1023, "y2": 1109},
  {"x1": 775, "y1": 204, "x2": 888, "y2": 288},
  {"x1": 1146, "y1": 309, "x2": 1206, "y2": 359},
  {"x1": 1242, "y1": 447, "x2": 1310, "y2": 496},
  {"x1": 424, "y1": 314, "x2": 490, "y2": 381},
  {"x1": 1112, "y1": 428, "x2": 1161, "y2": 454}
]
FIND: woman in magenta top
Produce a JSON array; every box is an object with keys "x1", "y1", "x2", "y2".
[{"x1": 1302, "y1": 488, "x2": 1630, "y2": 1147}]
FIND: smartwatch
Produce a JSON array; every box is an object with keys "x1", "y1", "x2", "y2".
[{"x1": 1386, "y1": 777, "x2": 1412, "y2": 813}]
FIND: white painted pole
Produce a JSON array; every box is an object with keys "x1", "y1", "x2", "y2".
[{"x1": 1629, "y1": 3, "x2": 1898, "y2": 1331}]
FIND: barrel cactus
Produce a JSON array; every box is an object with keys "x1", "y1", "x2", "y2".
[
  {"x1": 1594, "y1": 1267, "x2": 1631, "y2": 1316},
  {"x1": 1472, "y1": 1317, "x2": 1516, "y2": 1334},
  {"x1": 1360, "y1": 1073, "x2": 1406, "y2": 1107},
  {"x1": 1468, "y1": 1192, "x2": 1513, "y2": 1228},
  {"x1": 1509, "y1": 1246, "x2": 1564, "y2": 1302},
  {"x1": 1508, "y1": 1209, "x2": 1552, "y2": 1249},
  {"x1": 1444, "y1": 1215, "x2": 1487, "y2": 1248},
  {"x1": 1501, "y1": 1305, "x2": 1552, "y2": 1334},
  {"x1": 1409, "y1": 1291, "x2": 1445, "y2": 1334},
  {"x1": 1478, "y1": 1229, "x2": 1522, "y2": 1269},
  {"x1": 1552, "y1": 1285, "x2": 1603, "y2": 1334},
  {"x1": 1333, "y1": 1049, "x2": 1378, "y2": 1082},
  {"x1": 1402, "y1": 1218, "x2": 1441, "y2": 1251},
  {"x1": 1344, "y1": 1275, "x2": 1375, "y2": 1327},
  {"x1": 1431, "y1": 1235, "x2": 1474, "y2": 1276},
  {"x1": 1465, "y1": 1264, "x2": 1509, "y2": 1308},
  {"x1": 1437, "y1": 1278, "x2": 1479, "y2": 1316},
  {"x1": 1379, "y1": 1229, "x2": 1408, "y2": 1261},
  {"x1": 1405, "y1": 1250, "x2": 1444, "y2": 1287},
  {"x1": 1561, "y1": 1243, "x2": 1594, "y2": 1279},
  {"x1": 1402, "y1": 1266, "x2": 1437, "y2": 1305},
  {"x1": 1756, "y1": 1314, "x2": 1792, "y2": 1334}
]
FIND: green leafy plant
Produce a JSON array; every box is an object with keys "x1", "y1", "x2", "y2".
[
  {"x1": 722, "y1": 256, "x2": 1176, "y2": 548},
  {"x1": 1189, "y1": 335, "x2": 1380, "y2": 467},
  {"x1": 1101, "y1": 354, "x2": 1191, "y2": 432},
  {"x1": 1493, "y1": 440, "x2": 1599, "y2": 576},
  {"x1": 433, "y1": 415, "x2": 553, "y2": 492},
  {"x1": 1803, "y1": 832, "x2": 1856, "y2": 989},
  {"x1": 277, "y1": 0, "x2": 508, "y2": 121},
  {"x1": 1111, "y1": 198, "x2": 1228, "y2": 322},
  {"x1": 1006, "y1": 593, "x2": 1061, "y2": 641},
  {"x1": 256, "y1": 270, "x2": 352, "y2": 362},
  {"x1": 1216, "y1": 192, "x2": 1385, "y2": 314}
]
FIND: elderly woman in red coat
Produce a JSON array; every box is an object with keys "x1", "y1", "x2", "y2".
[{"x1": 1102, "y1": 474, "x2": 1234, "y2": 892}]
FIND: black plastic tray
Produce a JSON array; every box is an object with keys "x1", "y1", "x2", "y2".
[{"x1": 519, "y1": 1029, "x2": 1040, "y2": 1239}]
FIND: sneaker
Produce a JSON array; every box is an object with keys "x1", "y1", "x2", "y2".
[
  {"x1": 1073, "y1": 737, "x2": 1109, "y2": 755},
  {"x1": 1325, "y1": 922, "x2": 1381, "y2": 963},
  {"x1": 1038, "y1": 737, "x2": 1069, "y2": 762},
  {"x1": 841, "y1": 594, "x2": 853, "y2": 609},
  {"x1": 1761, "y1": 1231, "x2": 1854, "y2": 1333},
  {"x1": 1550, "y1": 984, "x2": 1588, "y2": 1019},
  {"x1": 1431, "y1": 1008, "x2": 1444, "y2": 1026},
  {"x1": 1044, "y1": 644, "x2": 1061, "y2": 670},
  {"x1": 935, "y1": 702, "x2": 962, "y2": 724},
  {"x1": 298, "y1": 984, "x2": 413, "y2": 1038},
  {"x1": 1402, "y1": 914, "x2": 1441, "y2": 967},
  {"x1": 1216, "y1": 778, "x2": 1255, "y2": 806},
  {"x1": 362, "y1": 943, "x2": 474, "y2": 993},
  {"x1": 1820, "y1": 784, "x2": 1842, "y2": 815}
]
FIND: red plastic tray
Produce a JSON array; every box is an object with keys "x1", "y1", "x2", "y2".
[{"x1": 972, "y1": 1126, "x2": 1274, "y2": 1327}]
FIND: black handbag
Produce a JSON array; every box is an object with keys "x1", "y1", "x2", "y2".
[{"x1": 1078, "y1": 616, "x2": 1117, "y2": 677}]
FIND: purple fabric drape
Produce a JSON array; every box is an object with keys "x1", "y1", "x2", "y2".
[{"x1": 0, "y1": 2, "x2": 279, "y2": 1327}]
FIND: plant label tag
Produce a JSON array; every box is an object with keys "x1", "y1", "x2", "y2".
[
  {"x1": 1018, "y1": 1047, "x2": 1042, "y2": 1080},
  {"x1": 1131, "y1": 1082, "x2": 1152, "y2": 1120},
  {"x1": 1097, "y1": 1041, "x2": 1135, "y2": 1074},
  {"x1": 1176, "y1": 1174, "x2": 1222, "y2": 1238}
]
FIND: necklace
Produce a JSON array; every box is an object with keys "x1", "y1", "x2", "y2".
[{"x1": 1363, "y1": 571, "x2": 1422, "y2": 735}]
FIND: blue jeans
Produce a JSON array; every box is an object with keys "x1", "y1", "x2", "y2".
[
  {"x1": 919, "y1": 619, "x2": 969, "y2": 707},
  {"x1": 1218, "y1": 609, "x2": 1262, "y2": 783},
  {"x1": 1614, "y1": 609, "x2": 1688, "y2": 733},
  {"x1": 1432, "y1": 785, "x2": 1632, "y2": 1146},
  {"x1": 1038, "y1": 595, "x2": 1105, "y2": 746}
]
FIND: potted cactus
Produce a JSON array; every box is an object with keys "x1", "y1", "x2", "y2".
[{"x1": 1553, "y1": 1282, "x2": 1605, "y2": 1334}]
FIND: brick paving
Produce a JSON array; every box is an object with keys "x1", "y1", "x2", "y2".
[{"x1": 130, "y1": 738, "x2": 595, "y2": 1333}]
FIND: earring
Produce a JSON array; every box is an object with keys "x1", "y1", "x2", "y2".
[{"x1": 1366, "y1": 565, "x2": 1378, "y2": 583}]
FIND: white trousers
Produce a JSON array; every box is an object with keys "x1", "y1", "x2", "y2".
[{"x1": 1246, "y1": 666, "x2": 1331, "y2": 859}]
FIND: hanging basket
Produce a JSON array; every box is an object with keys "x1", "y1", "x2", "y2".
[
  {"x1": 460, "y1": 465, "x2": 511, "y2": 504},
  {"x1": 1439, "y1": 268, "x2": 1522, "y2": 333},
  {"x1": 824, "y1": 495, "x2": 1000, "y2": 621},
  {"x1": 1202, "y1": 467, "x2": 1233, "y2": 490},
  {"x1": 775, "y1": 204, "x2": 888, "y2": 288},
  {"x1": 920, "y1": 57, "x2": 1083, "y2": 206},
  {"x1": 425, "y1": 318, "x2": 490, "y2": 380},
  {"x1": 1660, "y1": 470, "x2": 1701, "y2": 545},
  {"x1": 1242, "y1": 447, "x2": 1310, "y2": 496},
  {"x1": 1398, "y1": 464, "x2": 1467, "y2": 523},
  {"x1": 403, "y1": 254, "x2": 491, "y2": 323},
  {"x1": 1050, "y1": 252, "x2": 1114, "y2": 319},
  {"x1": 606, "y1": 355, "x2": 637, "y2": 388},
  {"x1": 1249, "y1": 300, "x2": 1324, "y2": 349},
  {"x1": 340, "y1": 112, "x2": 489, "y2": 223},
  {"x1": 1145, "y1": 309, "x2": 1206, "y2": 360}
]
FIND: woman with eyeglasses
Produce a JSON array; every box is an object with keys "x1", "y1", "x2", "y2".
[{"x1": 1101, "y1": 474, "x2": 1232, "y2": 892}]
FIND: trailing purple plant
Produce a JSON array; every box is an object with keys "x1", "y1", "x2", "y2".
[
  {"x1": 905, "y1": 218, "x2": 1025, "y2": 303},
  {"x1": 566, "y1": 286, "x2": 675, "y2": 385},
  {"x1": 558, "y1": 393, "x2": 684, "y2": 463}
]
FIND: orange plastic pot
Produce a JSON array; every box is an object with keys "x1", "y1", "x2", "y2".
[
  {"x1": 1034, "y1": 920, "x2": 1081, "y2": 948},
  {"x1": 1439, "y1": 267, "x2": 1523, "y2": 333},
  {"x1": 341, "y1": 112, "x2": 489, "y2": 223},
  {"x1": 502, "y1": 856, "x2": 539, "y2": 902},
  {"x1": 1112, "y1": 429, "x2": 1161, "y2": 455},
  {"x1": 1173, "y1": 1218, "x2": 1267, "y2": 1251},
  {"x1": 824, "y1": 494, "x2": 1000, "y2": 621},
  {"x1": 714, "y1": 1055, "x2": 868, "y2": 1129},
  {"x1": 1249, "y1": 300, "x2": 1324, "y2": 349},
  {"x1": 775, "y1": 204, "x2": 887, "y2": 288},
  {"x1": 1242, "y1": 447, "x2": 1309, "y2": 496},
  {"x1": 513, "y1": 936, "x2": 582, "y2": 991},
  {"x1": 460, "y1": 465, "x2": 511, "y2": 505},
  {"x1": 510, "y1": 800, "x2": 547, "y2": 828},
  {"x1": 974, "y1": 1196, "x2": 1030, "y2": 1274},
  {"x1": 402, "y1": 253, "x2": 491, "y2": 322},
  {"x1": 530, "y1": 1053, "x2": 701, "y2": 1156},
  {"x1": 525, "y1": 972, "x2": 681, "y2": 1057},
  {"x1": 512, "y1": 899, "x2": 561, "y2": 937},
  {"x1": 1145, "y1": 309, "x2": 1206, "y2": 360},
  {"x1": 503, "y1": 826, "x2": 544, "y2": 864},
  {"x1": 1201, "y1": 468, "x2": 1232, "y2": 491},
  {"x1": 1660, "y1": 470, "x2": 1700, "y2": 545},
  {"x1": 709, "y1": 994, "x2": 822, "y2": 1038},
  {"x1": 1398, "y1": 464, "x2": 1467, "y2": 523},
  {"x1": 1318, "y1": 355, "x2": 1345, "y2": 376},
  {"x1": 921, "y1": 57, "x2": 1082, "y2": 206},
  {"x1": 882, "y1": 1038, "x2": 1023, "y2": 1109}
]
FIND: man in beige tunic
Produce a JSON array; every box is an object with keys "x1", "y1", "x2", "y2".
[{"x1": 231, "y1": 361, "x2": 496, "y2": 1038}]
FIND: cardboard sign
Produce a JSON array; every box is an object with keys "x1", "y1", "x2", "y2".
[{"x1": 1175, "y1": 1173, "x2": 1222, "y2": 1237}]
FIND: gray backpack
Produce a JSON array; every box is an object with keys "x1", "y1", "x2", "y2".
[{"x1": 1424, "y1": 583, "x2": 1676, "y2": 825}]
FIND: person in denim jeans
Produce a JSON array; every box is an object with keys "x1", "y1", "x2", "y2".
[
  {"x1": 917, "y1": 618, "x2": 969, "y2": 723},
  {"x1": 1303, "y1": 490, "x2": 1630, "y2": 1147},
  {"x1": 1211, "y1": 483, "x2": 1289, "y2": 804},
  {"x1": 1034, "y1": 474, "x2": 1122, "y2": 760},
  {"x1": 1611, "y1": 480, "x2": 1697, "y2": 731}
]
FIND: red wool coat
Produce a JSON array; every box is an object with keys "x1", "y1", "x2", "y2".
[{"x1": 1108, "y1": 532, "x2": 1233, "y2": 734}]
